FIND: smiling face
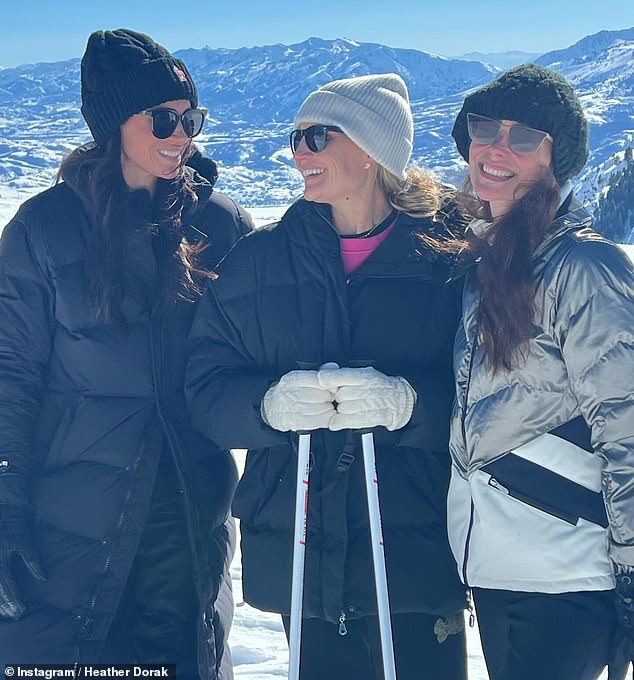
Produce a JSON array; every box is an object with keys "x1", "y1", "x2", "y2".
[
  {"x1": 468, "y1": 119, "x2": 554, "y2": 217},
  {"x1": 292, "y1": 122, "x2": 376, "y2": 209},
  {"x1": 120, "y1": 99, "x2": 192, "y2": 192}
]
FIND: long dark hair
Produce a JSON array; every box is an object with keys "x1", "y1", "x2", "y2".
[
  {"x1": 59, "y1": 134, "x2": 213, "y2": 323},
  {"x1": 463, "y1": 175, "x2": 560, "y2": 372}
]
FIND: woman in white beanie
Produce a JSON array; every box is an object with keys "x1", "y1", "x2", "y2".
[{"x1": 187, "y1": 72, "x2": 468, "y2": 679}]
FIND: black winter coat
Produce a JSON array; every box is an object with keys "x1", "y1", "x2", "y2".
[
  {"x1": 187, "y1": 199, "x2": 466, "y2": 625},
  {"x1": 0, "y1": 166, "x2": 252, "y2": 674}
]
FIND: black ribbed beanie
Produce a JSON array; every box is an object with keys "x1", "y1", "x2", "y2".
[
  {"x1": 451, "y1": 64, "x2": 588, "y2": 185},
  {"x1": 80, "y1": 28, "x2": 198, "y2": 144}
]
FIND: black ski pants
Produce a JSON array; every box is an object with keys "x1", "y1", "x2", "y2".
[
  {"x1": 282, "y1": 611, "x2": 467, "y2": 680},
  {"x1": 473, "y1": 587, "x2": 615, "y2": 680}
]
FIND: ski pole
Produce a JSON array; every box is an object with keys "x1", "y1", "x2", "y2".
[
  {"x1": 288, "y1": 431, "x2": 311, "y2": 680},
  {"x1": 361, "y1": 430, "x2": 397, "y2": 680}
]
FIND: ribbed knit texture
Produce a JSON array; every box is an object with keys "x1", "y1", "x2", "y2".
[
  {"x1": 451, "y1": 64, "x2": 588, "y2": 185},
  {"x1": 294, "y1": 73, "x2": 413, "y2": 179},
  {"x1": 80, "y1": 29, "x2": 198, "y2": 144}
]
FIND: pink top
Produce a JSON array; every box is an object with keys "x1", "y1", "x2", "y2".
[{"x1": 339, "y1": 220, "x2": 396, "y2": 275}]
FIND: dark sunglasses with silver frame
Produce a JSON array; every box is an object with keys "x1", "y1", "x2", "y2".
[
  {"x1": 134, "y1": 106, "x2": 207, "y2": 139},
  {"x1": 289, "y1": 124, "x2": 343, "y2": 154},
  {"x1": 467, "y1": 112, "x2": 553, "y2": 154}
]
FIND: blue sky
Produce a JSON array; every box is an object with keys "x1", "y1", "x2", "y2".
[{"x1": 1, "y1": 0, "x2": 631, "y2": 68}]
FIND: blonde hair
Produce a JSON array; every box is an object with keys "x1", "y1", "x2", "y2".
[
  {"x1": 377, "y1": 164, "x2": 445, "y2": 218},
  {"x1": 377, "y1": 164, "x2": 467, "y2": 255}
]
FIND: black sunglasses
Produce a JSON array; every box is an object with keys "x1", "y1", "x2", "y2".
[
  {"x1": 467, "y1": 113, "x2": 552, "y2": 154},
  {"x1": 289, "y1": 124, "x2": 343, "y2": 154},
  {"x1": 135, "y1": 107, "x2": 207, "y2": 139}
]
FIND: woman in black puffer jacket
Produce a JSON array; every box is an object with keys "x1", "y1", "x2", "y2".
[
  {"x1": 0, "y1": 29, "x2": 252, "y2": 678},
  {"x1": 187, "y1": 73, "x2": 467, "y2": 680}
]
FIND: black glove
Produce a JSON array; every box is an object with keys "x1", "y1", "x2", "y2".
[
  {"x1": 0, "y1": 506, "x2": 46, "y2": 619},
  {"x1": 611, "y1": 563, "x2": 634, "y2": 679}
]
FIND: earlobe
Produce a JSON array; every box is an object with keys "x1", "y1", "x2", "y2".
[{"x1": 363, "y1": 162, "x2": 371, "y2": 170}]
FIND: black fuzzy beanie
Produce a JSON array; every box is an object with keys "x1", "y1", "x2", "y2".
[
  {"x1": 80, "y1": 28, "x2": 198, "y2": 144},
  {"x1": 452, "y1": 64, "x2": 588, "y2": 185}
]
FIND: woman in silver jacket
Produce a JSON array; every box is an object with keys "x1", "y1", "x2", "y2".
[{"x1": 447, "y1": 64, "x2": 634, "y2": 680}]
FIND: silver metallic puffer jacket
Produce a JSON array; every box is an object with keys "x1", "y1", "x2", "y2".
[{"x1": 449, "y1": 202, "x2": 634, "y2": 592}]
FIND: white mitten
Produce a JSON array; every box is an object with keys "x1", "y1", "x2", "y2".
[
  {"x1": 261, "y1": 370, "x2": 336, "y2": 432},
  {"x1": 318, "y1": 366, "x2": 416, "y2": 431}
]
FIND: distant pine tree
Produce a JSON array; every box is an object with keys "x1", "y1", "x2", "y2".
[{"x1": 593, "y1": 148, "x2": 634, "y2": 244}]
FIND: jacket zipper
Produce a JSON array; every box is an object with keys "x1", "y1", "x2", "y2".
[
  {"x1": 76, "y1": 447, "x2": 144, "y2": 661},
  {"x1": 462, "y1": 499, "x2": 476, "y2": 628},
  {"x1": 77, "y1": 320, "x2": 181, "y2": 659},
  {"x1": 459, "y1": 297, "x2": 479, "y2": 629},
  {"x1": 339, "y1": 611, "x2": 348, "y2": 636},
  {"x1": 150, "y1": 319, "x2": 195, "y2": 530},
  {"x1": 150, "y1": 319, "x2": 201, "y2": 586}
]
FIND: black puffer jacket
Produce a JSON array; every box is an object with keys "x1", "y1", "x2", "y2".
[
  {"x1": 0, "y1": 161, "x2": 252, "y2": 674},
  {"x1": 187, "y1": 199, "x2": 466, "y2": 625}
]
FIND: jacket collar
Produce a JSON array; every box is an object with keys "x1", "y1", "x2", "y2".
[
  {"x1": 533, "y1": 196, "x2": 592, "y2": 259},
  {"x1": 454, "y1": 192, "x2": 592, "y2": 279},
  {"x1": 282, "y1": 199, "x2": 452, "y2": 280}
]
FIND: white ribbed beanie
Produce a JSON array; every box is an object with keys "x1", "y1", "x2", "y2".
[{"x1": 294, "y1": 73, "x2": 413, "y2": 179}]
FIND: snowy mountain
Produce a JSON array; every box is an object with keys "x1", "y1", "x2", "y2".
[
  {"x1": 0, "y1": 29, "x2": 632, "y2": 212},
  {"x1": 535, "y1": 27, "x2": 634, "y2": 211}
]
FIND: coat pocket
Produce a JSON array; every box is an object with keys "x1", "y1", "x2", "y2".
[
  {"x1": 465, "y1": 465, "x2": 614, "y2": 591},
  {"x1": 482, "y1": 452, "x2": 608, "y2": 528}
]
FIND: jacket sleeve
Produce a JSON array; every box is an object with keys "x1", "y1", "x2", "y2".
[
  {"x1": 186, "y1": 236, "x2": 288, "y2": 451},
  {"x1": 555, "y1": 240, "x2": 634, "y2": 566},
  {"x1": 0, "y1": 208, "x2": 55, "y2": 506}
]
